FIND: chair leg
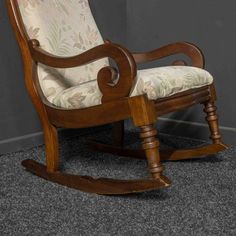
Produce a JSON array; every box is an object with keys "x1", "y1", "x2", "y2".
[
  {"x1": 128, "y1": 96, "x2": 167, "y2": 179},
  {"x1": 139, "y1": 124, "x2": 164, "y2": 179},
  {"x1": 43, "y1": 124, "x2": 60, "y2": 172},
  {"x1": 204, "y1": 101, "x2": 222, "y2": 144},
  {"x1": 112, "y1": 121, "x2": 124, "y2": 146}
]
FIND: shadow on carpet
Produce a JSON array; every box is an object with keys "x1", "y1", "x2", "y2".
[{"x1": 0, "y1": 129, "x2": 235, "y2": 236}]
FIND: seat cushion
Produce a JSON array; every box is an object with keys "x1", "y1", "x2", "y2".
[
  {"x1": 52, "y1": 66, "x2": 214, "y2": 109},
  {"x1": 131, "y1": 66, "x2": 213, "y2": 100},
  {"x1": 53, "y1": 80, "x2": 102, "y2": 109}
]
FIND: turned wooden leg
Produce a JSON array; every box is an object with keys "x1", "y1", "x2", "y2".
[
  {"x1": 204, "y1": 102, "x2": 222, "y2": 144},
  {"x1": 140, "y1": 125, "x2": 164, "y2": 179},
  {"x1": 43, "y1": 124, "x2": 60, "y2": 172},
  {"x1": 112, "y1": 121, "x2": 124, "y2": 146}
]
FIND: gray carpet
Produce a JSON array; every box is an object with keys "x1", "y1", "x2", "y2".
[{"x1": 0, "y1": 128, "x2": 235, "y2": 236}]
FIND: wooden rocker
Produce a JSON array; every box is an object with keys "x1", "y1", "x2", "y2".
[{"x1": 6, "y1": 0, "x2": 227, "y2": 195}]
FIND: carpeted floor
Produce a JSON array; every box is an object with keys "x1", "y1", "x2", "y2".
[{"x1": 0, "y1": 128, "x2": 235, "y2": 236}]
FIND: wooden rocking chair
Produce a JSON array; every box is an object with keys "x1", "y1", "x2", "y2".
[{"x1": 6, "y1": 0, "x2": 228, "y2": 195}]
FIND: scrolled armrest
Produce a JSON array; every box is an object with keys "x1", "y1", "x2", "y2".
[
  {"x1": 28, "y1": 39, "x2": 137, "y2": 103},
  {"x1": 132, "y1": 42, "x2": 205, "y2": 68}
]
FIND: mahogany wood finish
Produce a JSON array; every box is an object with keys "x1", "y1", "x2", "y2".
[
  {"x1": 139, "y1": 125, "x2": 164, "y2": 179},
  {"x1": 89, "y1": 141, "x2": 227, "y2": 161},
  {"x1": 6, "y1": 0, "x2": 227, "y2": 195},
  {"x1": 112, "y1": 121, "x2": 124, "y2": 146},
  {"x1": 204, "y1": 102, "x2": 222, "y2": 144},
  {"x1": 133, "y1": 41, "x2": 205, "y2": 68},
  {"x1": 28, "y1": 39, "x2": 137, "y2": 103},
  {"x1": 22, "y1": 159, "x2": 170, "y2": 195}
]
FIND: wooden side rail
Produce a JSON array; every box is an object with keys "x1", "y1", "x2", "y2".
[
  {"x1": 132, "y1": 41, "x2": 205, "y2": 68},
  {"x1": 29, "y1": 39, "x2": 137, "y2": 103}
]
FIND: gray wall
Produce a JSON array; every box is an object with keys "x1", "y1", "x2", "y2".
[
  {"x1": 0, "y1": 0, "x2": 236, "y2": 154},
  {"x1": 0, "y1": 1, "x2": 42, "y2": 153},
  {"x1": 90, "y1": 0, "x2": 127, "y2": 45},
  {"x1": 126, "y1": 0, "x2": 236, "y2": 143}
]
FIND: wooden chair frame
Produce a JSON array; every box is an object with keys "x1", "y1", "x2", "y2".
[{"x1": 6, "y1": 0, "x2": 228, "y2": 195}]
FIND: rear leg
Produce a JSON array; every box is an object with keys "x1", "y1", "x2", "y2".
[
  {"x1": 203, "y1": 85, "x2": 228, "y2": 148},
  {"x1": 43, "y1": 124, "x2": 60, "y2": 172},
  {"x1": 112, "y1": 121, "x2": 124, "y2": 146}
]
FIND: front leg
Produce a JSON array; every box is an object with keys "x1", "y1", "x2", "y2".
[
  {"x1": 129, "y1": 95, "x2": 169, "y2": 184},
  {"x1": 140, "y1": 125, "x2": 164, "y2": 179}
]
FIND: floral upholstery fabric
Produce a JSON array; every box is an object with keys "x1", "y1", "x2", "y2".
[
  {"x1": 52, "y1": 66, "x2": 214, "y2": 109},
  {"x1": 53, "y1": 80, "x2": 102, "y2": 109},
  {"x1": 17, "y1": 1, "x2": 213, "y2": 109},
  {"x1": 17, "y1": 0, "x2": 109, "y2": 103},
  {"x1": 131, "y1": 66, "x2": 213, "y2": 100}
]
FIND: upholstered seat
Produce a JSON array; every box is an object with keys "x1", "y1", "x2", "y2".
[{"x1": 53, "y1": 66, "x2": 213, "y2": 109}]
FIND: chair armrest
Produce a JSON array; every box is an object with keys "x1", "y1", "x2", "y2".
[
  {"x1": 132, "y1": 42, "x2": 205, "y2": 68},
  {"x1": 28, "y1": 39, "x2": 137, "y2": 103}
]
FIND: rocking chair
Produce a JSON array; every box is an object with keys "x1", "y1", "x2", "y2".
[{"x1": 6, "y1": 0, "x2": 227, "y2": 195}]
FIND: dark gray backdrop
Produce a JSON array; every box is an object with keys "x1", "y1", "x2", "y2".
[
  {"x1": 126, "y1": 0, "x2": 236, "y2": 144},
  {"x1": 0, "y1": 0, "x2": 235, "y2": 154}
]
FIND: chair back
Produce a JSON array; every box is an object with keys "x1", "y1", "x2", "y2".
[{"x1": 15, "y1": 0, "x2": 108, "y2": 102}]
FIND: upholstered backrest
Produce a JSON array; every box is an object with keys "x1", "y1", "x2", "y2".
[{"x1": 17, "y1": 0, "x2": 108, "y2": 102}]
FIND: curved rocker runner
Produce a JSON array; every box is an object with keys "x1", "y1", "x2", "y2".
[
  {"x1": 6, "y1": 0, "x2": 228, "y2": 195},
  {"x1": 21, "y1": 160, "x2": 170, "y2": 195}
]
